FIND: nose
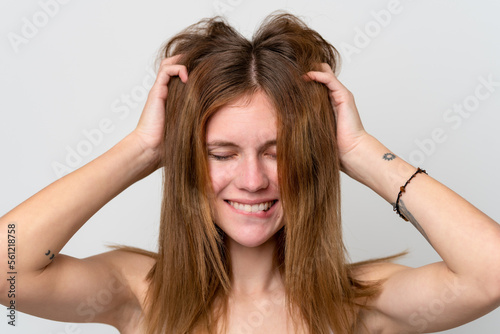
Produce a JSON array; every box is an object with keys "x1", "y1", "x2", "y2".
[{"x1": 234, "y1": 155, "x2": 269, "y2": 192}]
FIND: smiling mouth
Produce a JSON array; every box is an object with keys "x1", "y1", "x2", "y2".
[{"x1": 224, "y1": 200, "x2": 278, "y2": 213}]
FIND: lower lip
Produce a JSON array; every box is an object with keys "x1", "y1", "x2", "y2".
[{"x1": 225, "y1": 200, "x2": 278, "y2": 218}]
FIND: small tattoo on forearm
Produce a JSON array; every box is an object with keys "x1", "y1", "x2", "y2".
[
  {"x1": 383, "y1": 153, "x2": 396, "y2": 161},
  {"x1": 398, "y1": 200, "x2": 431, "y2": 243},
  {"x1": 45, "y1": 250, "x2": 55, "y2": 260}
]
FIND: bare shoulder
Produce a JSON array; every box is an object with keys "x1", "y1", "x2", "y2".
[
  {"x1": 5, "y1": 247, "x2": 156, "y2": 332},
  {"x1": 98, "y1": 248, "x2": 155, "y2": 292},
  {"x1": 350, "y1": 258, "x2": 494, "y2": 334},
  {"x1": 91, "y1": 248, "x2": 156, "y2": 328},
  {"x1": 350, "y1": 261, "x2": 412, "y2": 334}
]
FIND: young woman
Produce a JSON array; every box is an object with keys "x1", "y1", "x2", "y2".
[{"x1": 1, "y1": 12, "x2": 499, "y2": 334}]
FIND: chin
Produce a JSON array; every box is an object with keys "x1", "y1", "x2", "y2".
[{"x1": 226, "y1": 229, "x2": 277, "y2": 248}]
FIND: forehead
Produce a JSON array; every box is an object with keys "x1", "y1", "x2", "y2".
[{"x1": 206, "y1": 91, "x2": 277, "y2": 142}]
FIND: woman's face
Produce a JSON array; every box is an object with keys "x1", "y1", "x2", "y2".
[{"x1": 206, "y1": 90, "x2": 283, "y2": 248}]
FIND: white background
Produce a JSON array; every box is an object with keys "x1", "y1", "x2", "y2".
[{"x1": 1, "y1": 0, "x2": 499, "y2": 333}]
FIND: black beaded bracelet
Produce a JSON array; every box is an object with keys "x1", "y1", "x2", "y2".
[{"x1": 394, "y1": 167, "x2": 427, "y2": 221}]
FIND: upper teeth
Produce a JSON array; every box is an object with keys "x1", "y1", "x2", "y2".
[{"x1": 228, "y1": 200, "x2": 275, "y2": 213}]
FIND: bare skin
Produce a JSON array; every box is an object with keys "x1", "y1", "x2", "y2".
[{"x1": 1, "y1": 56, "x2": 499, "y2": 333}]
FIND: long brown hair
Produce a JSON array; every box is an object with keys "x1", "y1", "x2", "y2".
[{"x1": 132, "y1": 11, "x2": 386, "y2": 334}]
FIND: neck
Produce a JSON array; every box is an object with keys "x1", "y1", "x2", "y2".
[{"x1": 226, "y1": 234, "x2": 283, "y2": 296}]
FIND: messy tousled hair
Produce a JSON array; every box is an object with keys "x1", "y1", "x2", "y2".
[{"x1": 127, "y1": 11, "x2": 386, "y2": 334}]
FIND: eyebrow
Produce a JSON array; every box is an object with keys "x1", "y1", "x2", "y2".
[{"x1": 207, "y1": 139, "x2": 277, "y2": 150}]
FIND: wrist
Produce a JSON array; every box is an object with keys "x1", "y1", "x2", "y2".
[
  {"x1": 340, "y1": 133, "x2": 380, "y2": 182},
  {"x1": 116, "y1": 132, "x2": 161, "y2": 182},
  {"x1": 341, "y1": 134, "x2": 417, "y2": 203}
]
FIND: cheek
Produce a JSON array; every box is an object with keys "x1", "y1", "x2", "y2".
[
  {"x1": 209, "y1": 163, "x2": 234, "y2": 193},
  {"x1": 264, "y1": 162, "x2": 279, "y2": 185}
]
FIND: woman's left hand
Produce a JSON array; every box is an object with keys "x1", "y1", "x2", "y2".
[{"x1": 305, "y1": 64, "x2": 370, "y2": 169}]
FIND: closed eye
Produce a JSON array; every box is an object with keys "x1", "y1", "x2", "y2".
[
  {"x1": 266, "y1": 153, "x2": 277, "y2": 160},
  {"x1": 208, "y1": 152, "x2": 276, "y2": 161},
  {"x1": 209, "y1": 154, "x2": 233, "y2": 161}
]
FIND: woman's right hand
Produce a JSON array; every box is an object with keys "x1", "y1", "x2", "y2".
[
  {"x1": 0, "y1": 59, "x2": 189, "y2": 325},
  {"x1": 132, "y1": 54, "x2": 188, "y2": 168}
]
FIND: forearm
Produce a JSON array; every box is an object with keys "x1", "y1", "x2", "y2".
[
  {"x1": 344, "y1": 135, "x2": 500, "y2": 290},
  {"x1": 0, "y1": 132, "x2": 155, "y2": 273}
]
